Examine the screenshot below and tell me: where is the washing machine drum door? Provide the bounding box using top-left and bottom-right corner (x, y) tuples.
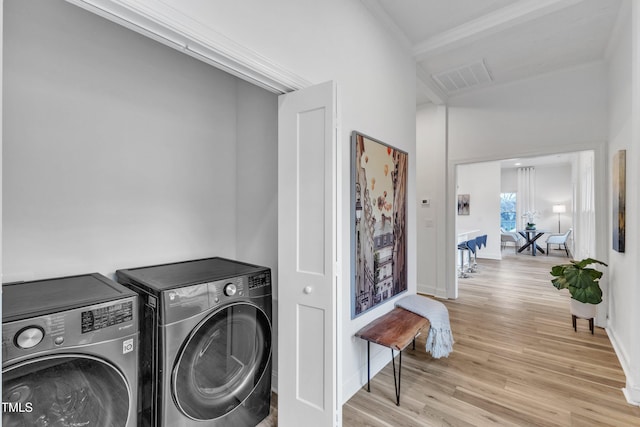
(2, 355), (130, 427)
(173, 302), (272, 421)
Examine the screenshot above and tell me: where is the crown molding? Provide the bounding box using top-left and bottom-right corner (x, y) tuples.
(360, 0), (412, 52)
(413, 0), (585, 61)
(416, 65), (447, 105)
(65, 0), (311, 94)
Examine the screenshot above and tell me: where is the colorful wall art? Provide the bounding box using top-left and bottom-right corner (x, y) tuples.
(613, 149), (626, 252)
(351, 131), (407, 318)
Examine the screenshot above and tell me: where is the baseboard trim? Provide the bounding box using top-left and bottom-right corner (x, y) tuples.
(342, 342), (399, 404)
(622, 386), (640, 406)
(477, 251), (501, 260)
(606, 327), (629, 373)
(606, 327), (640, 406)
(417, 283), (447, 299)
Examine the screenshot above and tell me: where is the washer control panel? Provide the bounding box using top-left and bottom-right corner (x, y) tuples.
(15, 327), (44, 349)
(223, 283), (237, 297)
(81, 301), (133, 334)
(248, 272), (270, 292)
(2, 296), (137, 361)
(208, 276), (245, 306)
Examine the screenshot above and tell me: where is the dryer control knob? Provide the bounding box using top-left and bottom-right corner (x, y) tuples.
(16, 327), (44, 349)
(224, 283), (237, 297)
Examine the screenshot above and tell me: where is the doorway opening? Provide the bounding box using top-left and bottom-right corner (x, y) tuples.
(454, 150), (597, 298)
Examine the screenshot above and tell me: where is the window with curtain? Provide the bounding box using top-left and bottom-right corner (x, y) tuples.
(500, 192), (517, 231)
(517, 167), (536, 229)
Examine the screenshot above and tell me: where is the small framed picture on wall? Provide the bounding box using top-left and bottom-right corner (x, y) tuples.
(458, 194), (470, 215)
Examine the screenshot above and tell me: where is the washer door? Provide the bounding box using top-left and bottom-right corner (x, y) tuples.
(2, 354), (130, 427)
(173, 302), (272, 421)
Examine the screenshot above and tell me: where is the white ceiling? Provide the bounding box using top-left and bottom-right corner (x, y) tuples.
(363, 0), (622, 104)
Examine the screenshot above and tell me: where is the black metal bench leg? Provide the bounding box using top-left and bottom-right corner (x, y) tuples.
(413, 338), (416, 350)
(367, 341), (371, 392)
(391, 349), (402, 406)
(398, 351), (402, 405)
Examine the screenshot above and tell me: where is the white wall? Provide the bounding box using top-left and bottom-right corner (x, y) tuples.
(3, 0), (281, 385)
(235, 79), (279, 387)
(149, 0), (417, 404)
(3, 0), (417, 407)
(606, 0), (640, 405)
(456, 161), (501, 260)
(417, 63), (608, 299)
(533, 164), (573, 234)
(447, 63), (608, 163)
(4, 0), (225, 278)
(501, 168), (517, 193)
(424, 62), (609, 301)
(235, 80), (278, 279)
(416, 105), (447, 296)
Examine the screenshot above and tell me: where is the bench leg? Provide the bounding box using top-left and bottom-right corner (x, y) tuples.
(391, 349), (402, 406)
(367, 341), (371, 392)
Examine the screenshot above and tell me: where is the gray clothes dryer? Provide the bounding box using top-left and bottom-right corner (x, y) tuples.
(2, 273), (139, 427)
(116, 257), (272, 427)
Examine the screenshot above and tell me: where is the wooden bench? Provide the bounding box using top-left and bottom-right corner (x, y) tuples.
(355, 307), (430, 405)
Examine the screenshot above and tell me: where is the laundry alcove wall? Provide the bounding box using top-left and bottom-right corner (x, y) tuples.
(3, 0), (277, 282)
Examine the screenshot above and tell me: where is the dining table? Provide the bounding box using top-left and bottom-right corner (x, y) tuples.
(517, 229), (547, 256)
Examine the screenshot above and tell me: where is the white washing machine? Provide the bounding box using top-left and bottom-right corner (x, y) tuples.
(116, 257), (272, 427)
(2, 273), (139, 427)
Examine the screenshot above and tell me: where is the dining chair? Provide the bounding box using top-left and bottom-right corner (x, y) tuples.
(500, 229), (521, 253)
(546, 228), (572, 257)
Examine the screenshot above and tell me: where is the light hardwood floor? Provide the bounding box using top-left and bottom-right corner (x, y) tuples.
(343, 250), (640, 426)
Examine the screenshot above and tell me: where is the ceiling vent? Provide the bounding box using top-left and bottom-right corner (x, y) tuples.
(432, 59), (493, 95)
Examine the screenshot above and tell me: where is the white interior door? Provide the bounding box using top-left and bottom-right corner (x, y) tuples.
(278, 81), (337, 427)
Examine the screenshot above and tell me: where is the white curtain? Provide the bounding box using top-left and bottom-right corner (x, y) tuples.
(517, 167), (536, 229)
(575, 151), (595, 259)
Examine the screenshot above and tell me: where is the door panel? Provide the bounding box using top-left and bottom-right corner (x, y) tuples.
(297, 107), (327, 275)
(278, 81), (337, 427)
(297, 303), (325, 408)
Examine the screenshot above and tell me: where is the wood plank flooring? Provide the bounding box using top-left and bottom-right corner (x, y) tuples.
(343, 250), (640, 426)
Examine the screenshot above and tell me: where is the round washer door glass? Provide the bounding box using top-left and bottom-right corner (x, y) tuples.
(173, 302), (271, 420)
(2, 355), (130, 427)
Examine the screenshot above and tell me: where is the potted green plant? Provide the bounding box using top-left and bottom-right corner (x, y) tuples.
(550, 258), (608, 319)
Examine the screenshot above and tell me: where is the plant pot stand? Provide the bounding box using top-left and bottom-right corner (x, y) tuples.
(572, 315), (594, 334)
(570, 299), (596, 334)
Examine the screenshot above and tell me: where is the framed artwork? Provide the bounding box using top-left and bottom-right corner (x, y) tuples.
(458, 194), (470, 215)
(613, 150), (625, 252)
(351, 131), (408, 318)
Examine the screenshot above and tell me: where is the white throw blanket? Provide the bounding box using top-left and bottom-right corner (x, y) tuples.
(395, 294), (454, 358)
